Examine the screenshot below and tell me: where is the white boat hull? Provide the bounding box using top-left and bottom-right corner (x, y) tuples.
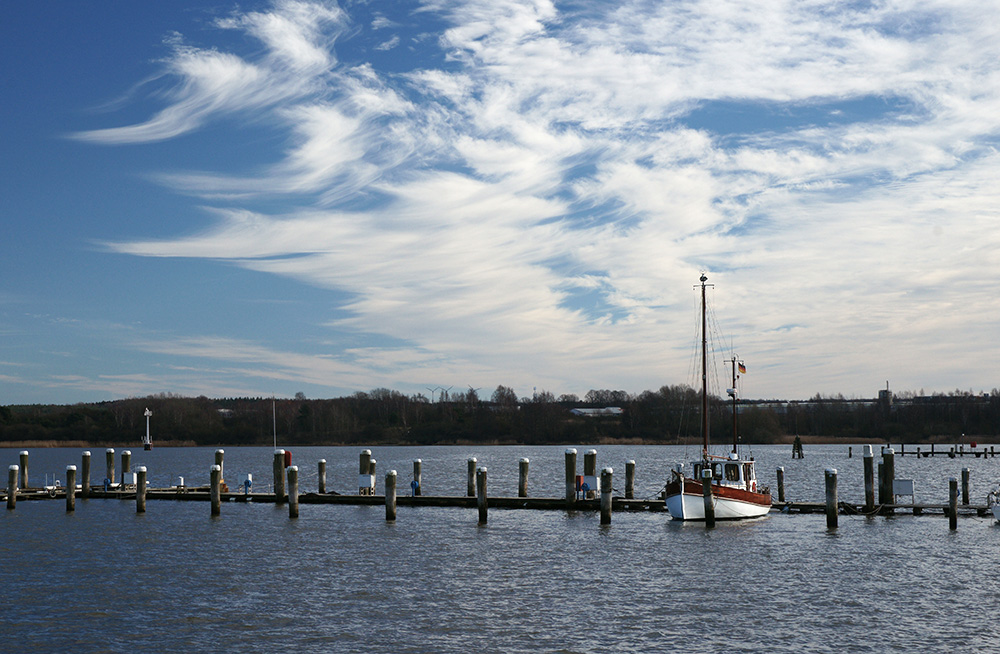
(665, 490), (771, 521)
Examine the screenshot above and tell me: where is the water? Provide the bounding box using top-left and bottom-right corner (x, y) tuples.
(3, 444), (1000, 653)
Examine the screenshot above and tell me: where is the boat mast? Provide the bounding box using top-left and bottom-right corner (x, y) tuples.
(700, 274), (709, 461)
(729, 356), (739, 454)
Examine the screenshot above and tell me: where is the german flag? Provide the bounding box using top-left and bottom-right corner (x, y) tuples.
(738, 362), (747, 374)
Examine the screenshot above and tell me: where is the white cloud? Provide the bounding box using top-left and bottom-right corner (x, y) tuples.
(88, 0), (1000, 399)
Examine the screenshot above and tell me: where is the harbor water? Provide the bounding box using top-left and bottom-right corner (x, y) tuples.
(3, 444), (1000, 653)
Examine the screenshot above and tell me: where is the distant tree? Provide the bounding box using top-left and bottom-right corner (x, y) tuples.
(491, 385), (518, 410)
(557, 393), (579, 403)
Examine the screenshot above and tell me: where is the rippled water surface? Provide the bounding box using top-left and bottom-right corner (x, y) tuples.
(3, 444), (1000, 653)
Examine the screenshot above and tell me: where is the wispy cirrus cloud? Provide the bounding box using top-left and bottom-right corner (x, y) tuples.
(91, 0), (1000, 398)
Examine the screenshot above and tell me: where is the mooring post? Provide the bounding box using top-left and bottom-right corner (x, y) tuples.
(877, 461), (885, 505)
(863, 445), (874, 513)
(18, 451), (28, 490)
(413, 459), (422, 496)
(961, 468), (970, 505)
(848, 446), (852, 458)
(105, 448), (115, 489)
(210, 465), (222, 517)
(466, 457), (477, 497)
(476, 466), (488, 524)
(369, 459), (376, 491)
(881, 447), (895, 515)
(625, 460), (635, 499)
(81, 451), (91, 499)
(136, 467), (147, 514)
(121, 450), (131, 488)
(273, 449), (286, 504)
(215, 449), (225, 485)
(66, 465), (77, 512)
(318, 459), (327, 494)
(949, 477), (958, 530)
(7, 465), (17, 510)
(701, 468), (715, 528)
(565, 448), (578, 506)
(518, 458), (529, 498)
(825, 468), (838, 529)
(287, 466), (299, 519)
(385, 470), (397, 521)
(583, 449), (598, 499)
(359, 450), (372, 495)
(600, 467), (613, 526)
(776, 466), (785, 503)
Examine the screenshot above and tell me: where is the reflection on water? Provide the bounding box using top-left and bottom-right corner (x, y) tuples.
(3, 445), (1000, 653)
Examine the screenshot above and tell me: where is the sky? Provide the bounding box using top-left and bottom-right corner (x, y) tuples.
(2, 0), (999, 405)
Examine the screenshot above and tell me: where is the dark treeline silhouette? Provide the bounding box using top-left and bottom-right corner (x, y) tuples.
(1, 386), (998, 446)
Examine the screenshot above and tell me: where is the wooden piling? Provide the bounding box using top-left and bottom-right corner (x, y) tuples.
(776, 466), (785, 503)
(877, 461), (885, 505)
(565, 448), (577, 505)
(121, 450), (131, 488)
(825, 468), (838, 529)
(881, 448), (895, 515)
(66, 465), (76, 512)
(288, 466), (299, 519)
(413, 459), (422, 496)
(467, 457), (477, 497)
(359, 450), (372, 495)
(273, 449), (286, 504)
(518, 458), (529, 498)
(215, 449), (225, 484)
(625, 460), (635, 500)
(583, 449), (597, 499)
(862, 445), (874, 512)
(210, 465), (221, 516)
(600, 467), (613, 525)
(961, 468), (970, 505)
(7, 465), (17, 510)
(476, 466), (488, 524)
(18, 451), (28, 490)
(105, 448), (115, 488)
(136, 466), (147, 514)
(385, 470), (397, 521)
(701, 468), (715, 528)
(81, 451), (91, 499)
(949, 477), (958, 530)
(318, 459), (327, 494)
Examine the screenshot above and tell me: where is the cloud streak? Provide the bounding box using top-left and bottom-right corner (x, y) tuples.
(89, 0), (1000, 399)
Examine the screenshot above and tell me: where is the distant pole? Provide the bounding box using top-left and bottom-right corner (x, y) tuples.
(273, 450), (286, 504)
(467, 457), (477, 497)
(863, 445), (874, 513)
(318, 459), (327, 494)
(136, 466), (147, 514)
(961, 468), (970, 505)
(66, 465), (77, 512)
(825, 468), (838, 529)
(600, 467), (613, 525)
(882, 447), (895, 515)
(565, 448), (577, 506)
(518, 458), (529, 498)
(385, 470), (397, 521)
(121, 450), (131, 488)
(215, 450), (225, 484)
(210, 465), (222, 517)
(7, 465), (18, 510)
(476, 467), (488, 525)
(413, 459), (422, 497)
(776, 467), (785, 503)
(949, 477), (958, 530)
(105, 449), (115, 489)
(287, 466), (299, 519)
(624, 460), (635, 500)
(272, 397), (277, 449)
(18, 451), (28, 490)
(81, 451), (91, 499)
(701, 468), (715, 528)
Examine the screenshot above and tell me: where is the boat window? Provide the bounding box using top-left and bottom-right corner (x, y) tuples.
(713, 463), (723, 479)
(724, 463), (740, 482)
(743, 463), (754, 482)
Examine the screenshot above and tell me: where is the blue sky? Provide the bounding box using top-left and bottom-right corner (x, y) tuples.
(2, 0), (999, 405)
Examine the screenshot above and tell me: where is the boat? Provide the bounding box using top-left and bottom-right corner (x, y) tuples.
(664, 274), (772, 521)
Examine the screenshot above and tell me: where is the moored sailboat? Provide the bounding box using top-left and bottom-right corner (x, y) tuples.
(664, 274), (771, 521)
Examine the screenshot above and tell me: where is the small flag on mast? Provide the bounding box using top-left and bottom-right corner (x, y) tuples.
(738, 362), (747, 374)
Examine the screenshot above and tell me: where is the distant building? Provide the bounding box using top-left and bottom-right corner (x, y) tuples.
(570, 407), (623, 417)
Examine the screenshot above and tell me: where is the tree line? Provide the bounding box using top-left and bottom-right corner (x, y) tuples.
(1, 386), (998, 446)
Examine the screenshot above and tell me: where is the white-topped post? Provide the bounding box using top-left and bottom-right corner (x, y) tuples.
(583, 449), (598, 499)
(467, 457), (477, 497)
(273, 449), (286, 504)
(825, 468), (838, 529)
(476, 466), (488, 524)
(105, 448), (115, 489)
(701, 468), (715, 528)
(66, 465), (77, 512)
(81, 451), (91, 499)
(120, 450), (131, 488)
(385, 470), (397, 521)
(287, 466), (299, 519)
(7, 465), (17, 510)
(412, 459), (422, 496)
(210, 465), (222, 516)
(136, 467), (147, 513)
(625, 460), (635, 499)
(863, 445), (874, 512)
(318, 459), (327, 494)
(565, 448), (577, 505)
(600, 467), (613, 525)
(18, 451), (28, 490)
(518, 458), (529, 498)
